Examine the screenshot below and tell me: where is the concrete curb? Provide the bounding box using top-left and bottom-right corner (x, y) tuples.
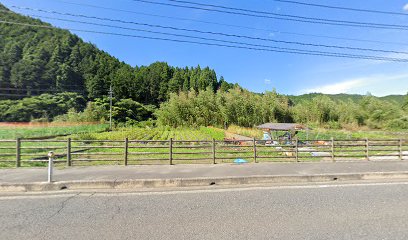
(2, 171), (408, 192)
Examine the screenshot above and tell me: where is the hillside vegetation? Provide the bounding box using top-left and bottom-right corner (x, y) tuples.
(0, 4), (233, 104)
(157, 88), (408, 130)
(289, 93), (405, 105)
(1, 4), (407, 132)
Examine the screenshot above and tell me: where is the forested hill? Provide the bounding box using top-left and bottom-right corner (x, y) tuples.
(0, 4), (233, 104)
(289, 93), (406, 105)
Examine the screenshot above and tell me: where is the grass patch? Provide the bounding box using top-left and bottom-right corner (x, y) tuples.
(227, 125), (263, 139)
(0, 124), (109, 139)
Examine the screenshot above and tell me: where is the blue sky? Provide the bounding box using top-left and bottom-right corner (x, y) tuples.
(2, 0), (408, 96)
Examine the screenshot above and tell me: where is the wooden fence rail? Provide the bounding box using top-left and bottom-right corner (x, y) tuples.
(0, 138), (407, 167)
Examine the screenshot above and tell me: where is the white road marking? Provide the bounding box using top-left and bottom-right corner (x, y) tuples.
(1, 180), (408, 200)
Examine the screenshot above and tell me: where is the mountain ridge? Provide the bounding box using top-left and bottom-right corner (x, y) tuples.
(1, 3), (405, 108)
(0, 4), (231, 104)
(288, 93), (405, 105)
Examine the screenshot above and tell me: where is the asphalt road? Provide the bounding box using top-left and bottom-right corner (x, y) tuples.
(1, 182), (408, 240)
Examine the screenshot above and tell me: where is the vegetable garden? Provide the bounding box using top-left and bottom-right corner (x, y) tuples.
(1, 125), (408, 168)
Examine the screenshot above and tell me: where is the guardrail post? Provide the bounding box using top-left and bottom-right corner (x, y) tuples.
(16, 138), (21, 168)
(331, 137), (335, 162)
(253, 138), (257, 163)
(169, 138), (173, 165)
(365, 138), (369, 161)
(295, 138), (299, 162)
(48, 151), (55, 183)
(67, 138), (72, 167)
(399, 139), (403, 160)
(212, 138), (216, 164)
(124, 138), (129, 166)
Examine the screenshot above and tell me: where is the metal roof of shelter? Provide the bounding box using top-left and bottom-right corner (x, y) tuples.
(256, 123), (308, 131)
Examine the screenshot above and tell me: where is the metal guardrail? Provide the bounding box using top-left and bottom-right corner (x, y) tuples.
(0, 138), (407, 167)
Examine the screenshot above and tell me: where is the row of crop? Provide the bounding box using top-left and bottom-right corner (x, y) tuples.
(70, 127), (226, 141)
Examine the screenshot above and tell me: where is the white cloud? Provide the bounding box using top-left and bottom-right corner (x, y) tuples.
(403, 3), (408, 11)
(301, 73), (408, 96)
(264, 79), (271, 85)
(303, 79), (368, 94)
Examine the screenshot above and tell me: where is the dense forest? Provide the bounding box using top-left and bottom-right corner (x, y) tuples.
(0, 4), (407, 130)
(0, 4), (233, 104)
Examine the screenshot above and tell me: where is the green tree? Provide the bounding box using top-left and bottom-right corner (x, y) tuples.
(403, 92), (408, 110)
(112, 99), (154, 123)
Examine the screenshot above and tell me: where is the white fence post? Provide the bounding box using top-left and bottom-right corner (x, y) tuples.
(48, 151), (55, 183)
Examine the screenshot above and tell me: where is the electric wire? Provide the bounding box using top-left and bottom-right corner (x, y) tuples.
(0, 88), (85, 92)
(272, 0), (408, 16)
(165, 0), (408, 28)
(1, 20), (407, 62)
(29, 14), (408, 57)
(0, 93), (41, 97)
(8, 7), (408, 56)
(132, 0), (408, 30)
(50, 0), (408, 46)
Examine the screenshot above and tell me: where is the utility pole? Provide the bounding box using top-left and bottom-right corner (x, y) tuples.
(109, 85), (113, 131)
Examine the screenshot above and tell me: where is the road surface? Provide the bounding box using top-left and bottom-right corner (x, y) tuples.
(1, 181), (408, 239)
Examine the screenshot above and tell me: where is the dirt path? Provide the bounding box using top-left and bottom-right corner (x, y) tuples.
(225, 132), (253, 141)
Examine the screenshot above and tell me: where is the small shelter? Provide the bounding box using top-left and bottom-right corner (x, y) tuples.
(256, 123), (310, 141)
(257, 123), (308, 131)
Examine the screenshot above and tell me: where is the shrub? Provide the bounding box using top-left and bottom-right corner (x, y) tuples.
(386, 117), (408, 130)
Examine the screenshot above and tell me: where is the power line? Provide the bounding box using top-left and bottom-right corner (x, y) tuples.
(1, 19), (407, 62)
(0, 87), (85, 92)
(28, 14), (408, 58)
(133, 0), (408, 30)
(166, 0), (408, 27)
(272, 0), (408, 16)
(1, 20), (408, 63)
(27, 13), (408, 57)
(50, 0), (408, 47)
(9, 7), (408, 56)
(35, 83), (84, 87)
(0, 82), (83, 87)
(0, 91), (84, 97)
(0, 93), (35, 97)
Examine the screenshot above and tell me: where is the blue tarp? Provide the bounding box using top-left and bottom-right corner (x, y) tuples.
(234, 159), (248, 164)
